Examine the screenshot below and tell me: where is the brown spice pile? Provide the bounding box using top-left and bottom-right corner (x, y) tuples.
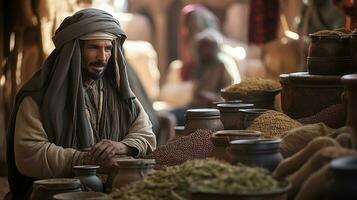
(246, 110), (302, 138)
(144, 129), (214, 169)
(297, 104), (345, 129)
(224, 78), (281, 94)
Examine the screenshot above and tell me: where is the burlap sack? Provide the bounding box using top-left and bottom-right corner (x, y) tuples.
(294, 147), (357, 200)
(274, 136), (339, 178)
(280, 123), (335, 158)
(287, 146), (357, 199)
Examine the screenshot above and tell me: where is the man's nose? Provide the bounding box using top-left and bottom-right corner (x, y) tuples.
(97, 49), (106, 61)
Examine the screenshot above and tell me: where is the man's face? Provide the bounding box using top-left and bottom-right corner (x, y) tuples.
(82, 39), (113, 80)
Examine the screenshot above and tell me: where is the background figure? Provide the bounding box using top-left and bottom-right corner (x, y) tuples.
(190, 29), (239, 107)
(179, 4), (220, 81)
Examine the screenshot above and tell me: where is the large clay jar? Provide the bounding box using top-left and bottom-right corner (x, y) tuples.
(280, 72), (343, 119)
(53, 191), (112, 200)
(31, 178), (82, 200)
(307, 33), (351, 75)
(341, 74), (357, 132)
(329, 155), (357, 200)
(73, 165), (103, 192)
(210, 130), (261, 161)
(228, 138), (283, 171)
(184, 108), (224, 135)
(217, 103), (254, 130)
(110, 159), (155, 190)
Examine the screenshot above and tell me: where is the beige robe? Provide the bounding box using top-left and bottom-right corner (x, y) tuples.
(14, 96), (156, 179)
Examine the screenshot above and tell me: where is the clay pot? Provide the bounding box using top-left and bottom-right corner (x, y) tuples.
(341, 74), (357, 133)
(228, 138), (283, 171)
(329, 155), (357, 200)
(307, 33), (352, 75)
(31, 178), (82, 200)
(109, 159), (155, 190)
(73, 165), (103, 192)
(184, 108), (224, 135)
(239, 108), (271, 129)
(190, 179), (290, 200)
(53, 191), (112, 200)
(280, 72), (343, 119)
(216, 103), (254, 130)
(210, 130), (261, 161)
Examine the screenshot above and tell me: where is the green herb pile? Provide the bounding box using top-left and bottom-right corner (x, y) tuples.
(110, 158), (283, 200)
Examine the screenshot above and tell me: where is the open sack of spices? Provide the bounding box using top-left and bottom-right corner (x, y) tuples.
(110, 158), (290, 200)
(221, 78), (282, 109)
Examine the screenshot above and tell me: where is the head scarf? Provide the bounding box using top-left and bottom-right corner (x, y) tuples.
(7, 8), (137, 199)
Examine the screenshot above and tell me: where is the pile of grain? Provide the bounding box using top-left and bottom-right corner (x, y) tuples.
(110, 159), (282, 200)
(224, 78), (281, 94)
(247, 110), (302, 138)
(297, 104), (345, 129)
(144, 129), (214, 168)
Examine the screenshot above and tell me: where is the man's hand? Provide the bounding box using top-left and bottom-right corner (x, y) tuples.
(89, 139), (129, 163)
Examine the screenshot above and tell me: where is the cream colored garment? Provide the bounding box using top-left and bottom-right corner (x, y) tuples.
(14, 96), (156, 179)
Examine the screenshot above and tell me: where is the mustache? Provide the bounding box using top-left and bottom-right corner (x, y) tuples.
(89, 61), (108, 67)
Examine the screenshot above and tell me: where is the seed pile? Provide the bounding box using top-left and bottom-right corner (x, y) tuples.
(247, 111), (302, 138)
(144, 129), (214, 169)
(110, 159), (282, 200)
(224, 78), (281, 94)
(297, 104), (345, 129)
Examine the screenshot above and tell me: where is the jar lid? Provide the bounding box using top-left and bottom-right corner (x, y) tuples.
(186, 108), (220, 117)
(53, 191), (112, 200)
(217, 103), (254, 112)
(34, 178), (81, 190)
(115, 158), (156, 166)
(341, 74), (357, 86)
(238, 108), (271, 114)
(280, 72), (342, 85)
(73, 165), (100, 170)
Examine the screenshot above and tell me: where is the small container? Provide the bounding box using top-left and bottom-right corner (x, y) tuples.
(73, 165), (103, 192)
(53, 191), (112, 200)
(184, 108), (224, 135)
(329, 155), (357, 200)
(239, 108), (271, 129)
(109, 159), (155, 190)
(228, 138), (283, 171)
(210, 130), (261, 161)
(31, 178), (82, 200)
(217, 103), (254, 130)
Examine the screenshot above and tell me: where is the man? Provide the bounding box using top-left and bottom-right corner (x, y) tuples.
(6, 8), (156, 199)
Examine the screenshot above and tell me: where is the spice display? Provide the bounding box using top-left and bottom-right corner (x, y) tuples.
(247, 110), (302, 138)
(223, 78), (281, 94)
(297, 104), (345, 129)
(144, 129), (214, 168)
(110, 159), (283, 200)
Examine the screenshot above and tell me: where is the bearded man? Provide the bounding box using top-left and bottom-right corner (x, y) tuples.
(6, 8), (156, 199)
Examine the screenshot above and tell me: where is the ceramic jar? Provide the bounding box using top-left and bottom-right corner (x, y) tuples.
(216, 103), (254, 130)
(110, 159), (155, 190)
(280, 72), (343, 119)
(239, 108), (270, 129)
(329, 155), (357, 200)
(53, 191), (112, 200)
(228, 138), (283, 171)
(341, 74), (357, 133)
(31, 178), (82, 200)
(73, 165), (103, 192)
(183, 108), (224, 135)
(210, 130), (261, 161)
(307, 33), (352, 75)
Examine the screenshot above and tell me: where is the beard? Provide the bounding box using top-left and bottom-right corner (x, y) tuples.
(82, 61), (108, 80)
